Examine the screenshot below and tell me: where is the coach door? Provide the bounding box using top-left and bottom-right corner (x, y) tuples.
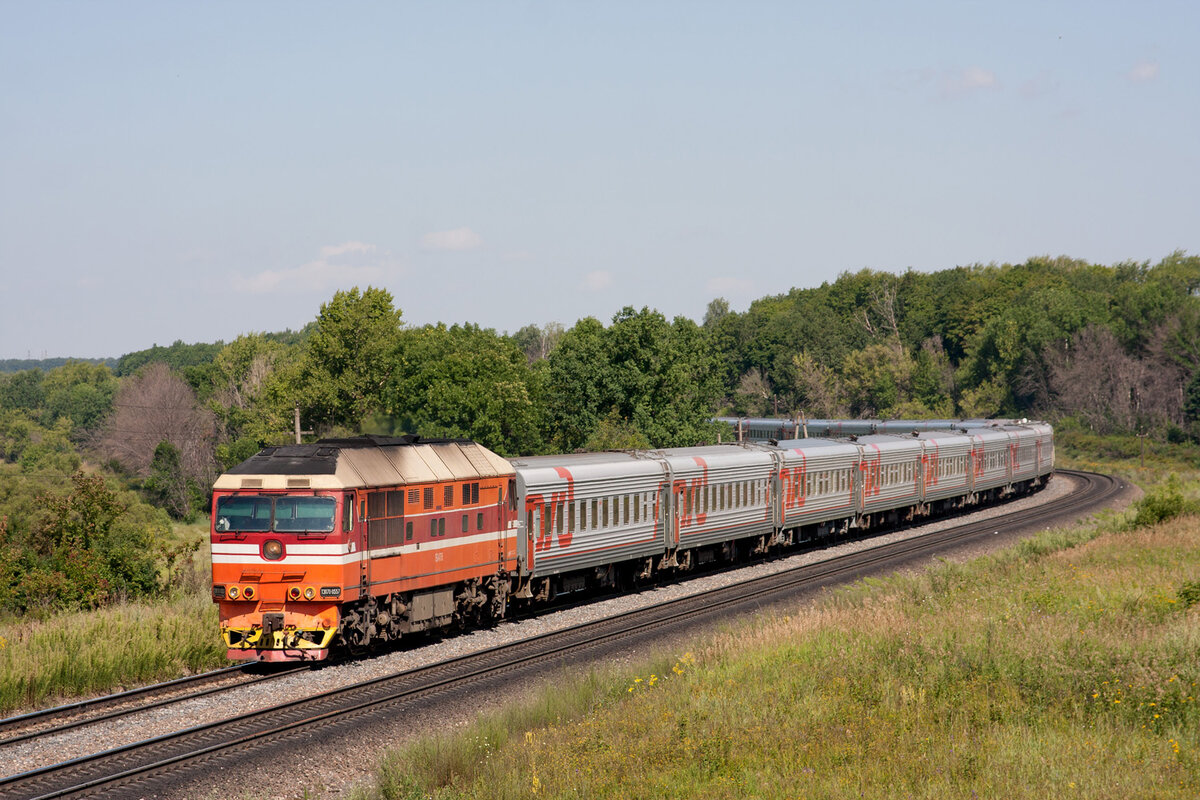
(658, 484), (677, 551)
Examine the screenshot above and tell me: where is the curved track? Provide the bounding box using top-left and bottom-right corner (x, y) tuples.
(0, 470), (1125, 800)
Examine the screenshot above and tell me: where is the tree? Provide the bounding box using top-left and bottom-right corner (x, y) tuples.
(0, 369), (45, 411)
(297, 287), (404, 429)
(703, 297), (730, 330)
(96, 363), (216, 499)
(142, 441), (202, 520)
(510, 322), (564, 363)
(387, 324), (546, 456)
(39, 361), (117, 432)
(790, 352), (845, 419)
(545, 308), (722, 450)
(840, 343), (915, 418)
(735, 368), (774, 417)
(545, 317), (613, 452)
(208, 333), (287, 465)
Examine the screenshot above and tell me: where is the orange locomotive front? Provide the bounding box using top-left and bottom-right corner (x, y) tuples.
(211, 435), (518, 662)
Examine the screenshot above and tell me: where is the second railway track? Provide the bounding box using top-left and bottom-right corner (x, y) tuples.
(0, 469), (1126, 800)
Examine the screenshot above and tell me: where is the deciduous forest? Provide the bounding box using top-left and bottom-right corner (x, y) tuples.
(2, 252), (1199, 613)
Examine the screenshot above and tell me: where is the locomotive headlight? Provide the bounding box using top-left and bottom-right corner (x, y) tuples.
(304, 586), (315, 600)
(263, 540), (283, 561)
(228, 585), (240, 600)
(288, 586), (301, 601)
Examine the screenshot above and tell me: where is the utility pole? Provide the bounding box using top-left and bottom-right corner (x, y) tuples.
(294, 406), (314, 444)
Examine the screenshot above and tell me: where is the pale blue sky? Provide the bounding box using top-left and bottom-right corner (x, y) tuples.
(2, 1), (1196, 359)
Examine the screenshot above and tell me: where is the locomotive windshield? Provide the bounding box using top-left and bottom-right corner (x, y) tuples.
(215, 495), (336, 534)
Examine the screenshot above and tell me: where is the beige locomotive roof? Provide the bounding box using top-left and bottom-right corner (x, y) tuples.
(213, 436), (514, 492)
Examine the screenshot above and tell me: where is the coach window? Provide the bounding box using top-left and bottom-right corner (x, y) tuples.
(592, 500), (599, 530)
(556, 503), (564, 535)
(543, 509), (551, 538)
(602, 498), (609, 528)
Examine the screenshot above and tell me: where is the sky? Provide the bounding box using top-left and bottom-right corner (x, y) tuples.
(2, 1), (1197, 360)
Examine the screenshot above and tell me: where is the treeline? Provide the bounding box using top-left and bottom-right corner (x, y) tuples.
(710, 252), (1200, 437)
(2, 253), (1199, 612)
(0, 357), (111, 374)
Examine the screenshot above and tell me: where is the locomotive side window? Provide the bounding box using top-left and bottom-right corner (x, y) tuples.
(405, 521), (413, 541)
(462, 514), (469, 533)
(476, 512), (483, 530)
(342, 499), (353, 532)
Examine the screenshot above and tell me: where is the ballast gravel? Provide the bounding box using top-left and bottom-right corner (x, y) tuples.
(0, 474), (1110, 798)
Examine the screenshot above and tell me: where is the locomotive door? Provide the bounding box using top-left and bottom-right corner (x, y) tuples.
(355, 491), (370, 600)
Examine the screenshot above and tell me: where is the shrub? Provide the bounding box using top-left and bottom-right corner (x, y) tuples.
(1131, 475), (1193, 527)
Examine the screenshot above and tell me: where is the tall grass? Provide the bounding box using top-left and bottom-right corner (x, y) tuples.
(0, 525), (225, 715)
(353, 506), (1200, 799)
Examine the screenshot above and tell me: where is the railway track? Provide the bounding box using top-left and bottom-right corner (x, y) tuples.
(0, 665), (312, 748)
(0, 469), (1124, 800)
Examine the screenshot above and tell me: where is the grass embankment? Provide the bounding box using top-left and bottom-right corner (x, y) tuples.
(353, 477), (1200, 799)
(0, 519), (225, 714)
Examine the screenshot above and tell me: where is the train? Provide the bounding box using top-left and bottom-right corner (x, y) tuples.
(210, 420), (1054, 661)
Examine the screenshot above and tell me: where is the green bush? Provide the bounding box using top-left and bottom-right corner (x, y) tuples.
(1131, 475), (1194, 527)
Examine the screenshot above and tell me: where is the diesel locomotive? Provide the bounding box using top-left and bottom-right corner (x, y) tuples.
(210, 421), (1053, 661)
